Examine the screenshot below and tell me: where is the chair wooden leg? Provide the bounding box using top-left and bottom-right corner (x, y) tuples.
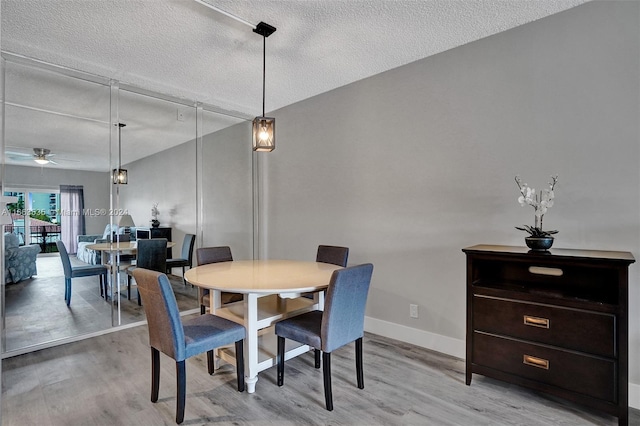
(315, 349), (321, 368)
(65, 278), (71, 306)
(356, 337), (364, 389)
(99, 275), (104, 297)
(200, 304), (205, 315)
(182, 266), (186, 285)
(235, 340), (245, 392)
(103, 273), (109, 300)
(323, 352), (333, 411)
(207, 350), (214, 375)
(176, 360), (186, 424)
(127, 276), (131, 300)
(277, 336), (285, 386)
(151, 347), (160, 403)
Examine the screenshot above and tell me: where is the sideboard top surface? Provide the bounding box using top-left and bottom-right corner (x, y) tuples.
(462, 244), (635, 264)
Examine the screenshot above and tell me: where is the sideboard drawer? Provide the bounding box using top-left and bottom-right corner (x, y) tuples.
(473, 332), (616, 402)
(473, 295), (615, 357)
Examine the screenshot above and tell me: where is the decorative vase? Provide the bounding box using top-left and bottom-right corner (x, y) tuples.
(525, 236), (554, 251)
(151, 219), (160, 228)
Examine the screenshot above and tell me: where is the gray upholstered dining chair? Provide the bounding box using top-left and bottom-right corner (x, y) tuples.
(303, 245), (349, 297)
(133, 268), (245, 424)
(275, 263), (374, 411)
(316, 244), (349, 268)
(304, 245), (350, 364)
(166, 233), (196, 284)
(126, 238), (167, 305)
(56, 240), (110, 306)
(196, 246), (243, 315)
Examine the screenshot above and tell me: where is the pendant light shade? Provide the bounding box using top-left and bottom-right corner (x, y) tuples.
(113, 168), (128, 184)
(112, 123), (128, 184)
(252, 21), (276, 152)
(252, 116), (275, 152)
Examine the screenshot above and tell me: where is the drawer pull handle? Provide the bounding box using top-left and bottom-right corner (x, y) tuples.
(523, 355), (549, 370)
(523, 315), (550, 329)
(528, 266), (563, 276)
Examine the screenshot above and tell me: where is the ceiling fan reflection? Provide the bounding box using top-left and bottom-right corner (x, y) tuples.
(6, 147), (80, 166)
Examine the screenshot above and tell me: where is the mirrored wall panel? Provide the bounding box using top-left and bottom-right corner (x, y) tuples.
(3, 59), (112, 353)
(200, 110), (253, 260)
(114, 88), (200, 322)
(1, 57), (256, 355)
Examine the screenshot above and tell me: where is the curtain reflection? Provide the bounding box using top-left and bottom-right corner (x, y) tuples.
(60, 184), (85, 254)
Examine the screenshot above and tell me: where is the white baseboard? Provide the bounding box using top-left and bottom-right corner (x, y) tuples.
(630, 383), (640, 410)
(364, 316), (465, 360)
(364, 316), (640, 410)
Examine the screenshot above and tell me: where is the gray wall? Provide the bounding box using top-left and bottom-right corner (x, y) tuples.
(4, 164), (110, 235)
(117, 140), (197, 259)
(259, 0), (640, 395)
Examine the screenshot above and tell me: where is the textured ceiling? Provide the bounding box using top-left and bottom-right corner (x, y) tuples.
(1, 0), (589, 171)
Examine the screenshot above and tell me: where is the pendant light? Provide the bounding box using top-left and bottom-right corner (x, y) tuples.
(112, 123), (128, 184)
(252, 21), (277, 152)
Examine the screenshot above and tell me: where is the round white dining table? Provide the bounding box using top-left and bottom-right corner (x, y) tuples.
(185, 259), (342, 393)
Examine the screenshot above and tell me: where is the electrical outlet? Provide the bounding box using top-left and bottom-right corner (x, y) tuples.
(177, 109), (184, 122)
(409, 304), (418, 318)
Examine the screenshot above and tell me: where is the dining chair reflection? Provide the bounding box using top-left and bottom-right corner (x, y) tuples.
(126, 238), (167, 305)
(166, 233), (195, 285)
(56, 240), (109, 306)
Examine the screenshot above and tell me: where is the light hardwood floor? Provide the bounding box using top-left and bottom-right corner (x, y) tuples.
(2, 320), (638, 425)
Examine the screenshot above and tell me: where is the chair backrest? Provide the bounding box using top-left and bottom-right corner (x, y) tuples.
(181, 234), (196, 266)
(137, 238), (167, 272)
(55, 240), (73, 278)
(196, 246), (233, 266)
(133, 268), (185, 361)
(111, 233), (130, 243)
(136, 229), (150, 240)
(321, 263), (374, 353)
(316, 245), (349, 267)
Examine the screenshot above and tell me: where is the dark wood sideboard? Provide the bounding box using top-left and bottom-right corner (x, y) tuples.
(462, 244), (635, 425)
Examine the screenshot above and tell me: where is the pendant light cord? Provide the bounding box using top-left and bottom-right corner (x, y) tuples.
(262, 35), (266, 117)
(118, 123), (125, 168)
(118, 124), (122, 167)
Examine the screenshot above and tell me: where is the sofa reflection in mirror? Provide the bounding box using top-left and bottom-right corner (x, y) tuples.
(4, 232), (41, 283)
